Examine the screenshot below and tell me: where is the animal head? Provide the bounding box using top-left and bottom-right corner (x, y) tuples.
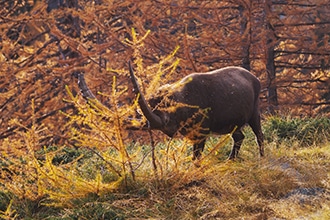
(129, 61), (185, 137)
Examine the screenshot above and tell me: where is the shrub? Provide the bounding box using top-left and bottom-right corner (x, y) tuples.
(264, 115), (330, 146)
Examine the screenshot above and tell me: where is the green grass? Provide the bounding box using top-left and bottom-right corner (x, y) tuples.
(263, 115), (330, 146)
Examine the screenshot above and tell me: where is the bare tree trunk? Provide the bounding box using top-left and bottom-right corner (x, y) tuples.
(240, 4), (251, 71)
(265, 1), (278, 114)
(266, 43), (278, 114)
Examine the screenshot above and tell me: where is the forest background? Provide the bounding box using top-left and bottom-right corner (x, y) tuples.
(0, 0), (330, 219)
(1, 0), (329, 142)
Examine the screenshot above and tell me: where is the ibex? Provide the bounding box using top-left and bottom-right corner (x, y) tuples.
(78, 61), (264, 160)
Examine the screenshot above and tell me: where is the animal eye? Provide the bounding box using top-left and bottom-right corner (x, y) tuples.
(163, 114), (170, 125)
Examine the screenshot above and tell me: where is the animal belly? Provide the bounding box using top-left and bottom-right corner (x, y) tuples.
(211, 124), (238, 135)
(209, 115), (248, 134)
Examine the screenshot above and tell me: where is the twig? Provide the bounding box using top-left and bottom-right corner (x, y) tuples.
(88, 148), (122, 178)
(148, 130), (158, 178)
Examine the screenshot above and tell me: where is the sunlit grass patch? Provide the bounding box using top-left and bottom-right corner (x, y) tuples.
(1, 134), (329, 219)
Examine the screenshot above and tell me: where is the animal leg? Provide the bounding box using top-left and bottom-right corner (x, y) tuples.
(192, 139), (206, 160)
(248, 113), (264, 157)
(229, 129), (245, 159)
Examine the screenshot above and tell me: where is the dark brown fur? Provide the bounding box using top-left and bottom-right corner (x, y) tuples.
(133, 66), (264, 159)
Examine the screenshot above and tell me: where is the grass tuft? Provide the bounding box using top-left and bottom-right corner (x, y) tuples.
(264, 115), (330, 146)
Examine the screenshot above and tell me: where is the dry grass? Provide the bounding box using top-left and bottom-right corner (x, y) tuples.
(58, 141), (329, 220)
(1, 119), (329, 219)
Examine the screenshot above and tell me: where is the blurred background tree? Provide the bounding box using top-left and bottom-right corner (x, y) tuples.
(0, 0), (329, 145)
(266, 0), (330, 114)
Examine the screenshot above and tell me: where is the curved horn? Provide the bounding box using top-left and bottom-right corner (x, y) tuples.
(128, 61), (163, 128)
(77, 73), (96, 100)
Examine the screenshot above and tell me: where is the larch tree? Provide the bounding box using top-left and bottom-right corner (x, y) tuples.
(266, 0), (330, 115)
(1, 0), (329, 145)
